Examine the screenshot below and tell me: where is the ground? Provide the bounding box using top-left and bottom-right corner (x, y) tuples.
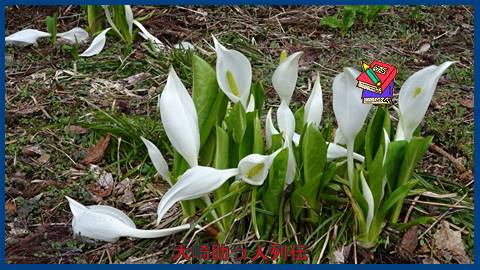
(4, 6), (474, 264)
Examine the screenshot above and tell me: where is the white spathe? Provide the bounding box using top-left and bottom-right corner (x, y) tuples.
(238, 149), (282, 185)
(57, 27), (89, 44)
(5, 29), (51, 46)
(396, 61), (455, 141)
(327, 143), (365, 163)
(141, 137), (171, 185)
(360, 172), (374, 232)
(124, 5), (134, 37)
(265, 107), (279, 149)
(213, 36), (252, 108)
(80, 28), (111, 57)
(332, 67), (372, 144)
(159, 68), (200, 168)
(332, 67), (372, 186)
(272, 52), (303, 103)
(133, 20), (165, 51)
(156, 167), (239, 224)
(66, 197), (192, 243)
(304, 73), (323, 129)
(276, 101), (297, 185)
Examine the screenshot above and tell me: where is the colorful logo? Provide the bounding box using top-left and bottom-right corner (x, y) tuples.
(356, 60), (397, 104)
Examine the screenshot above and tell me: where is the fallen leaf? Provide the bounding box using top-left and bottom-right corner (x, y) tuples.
(399, 225), (419, 255)
(98, 171), (114, 189)
(433, 221), (471, 263)
(5, 199), (16, 214)
(119, 190), (135, 205)
(88, 183), (113, 198)
(415, 43), (431, 54)
(460, 98), (474, 109)
(37, 153), (50, 164)
(332, 245), (351, 264)
(422, 257), (440, 264)
(64, 125), (89, 135)
(81, 134), (111, 165)
(21, 145), (42, 157)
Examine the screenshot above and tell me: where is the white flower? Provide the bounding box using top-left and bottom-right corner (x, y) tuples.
(304, 73), (323, 129)
(246, 94), (255, 113)
(66, 197), (192, 243)
(396, 61), (455, 141)
(159, 68), (200, 168)
(156, 167), (239, 224)
(272, 51), (303, 103)
(332, 67), (372, 186)
(213, 36), (252, 108)
(124, 5), (134, 37)
(141, 137), (171, 185)
(237, 149), (282, 185)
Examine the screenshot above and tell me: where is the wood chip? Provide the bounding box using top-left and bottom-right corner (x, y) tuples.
(80, 134), (111, 165)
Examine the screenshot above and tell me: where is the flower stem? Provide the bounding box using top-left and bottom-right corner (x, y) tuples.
(347, 141), (354, 187)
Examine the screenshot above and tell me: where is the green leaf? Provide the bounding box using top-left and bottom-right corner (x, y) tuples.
(213, 126), (229, 170)
(367, 144), (385, 208)
(198, 130), (216, 166)
(251, 82), (265, 113)
(380, 179), (418, 220)
(252, 112), (264, 154)
(46, 13), (58, 45)
(385, 140), (408, 191)
(365, 107), (386, 168)
(225, 102), (247, 144)
(291, 180), (322, 221)
(262, 148), (288, 232)
(342, 6), (357, 33)
(396, 136), (432, 188)
(301, 124), (327, 186)
(320, 15), (342, 29)
(192, 55), (227, 147)
(294, 107), (305, 134)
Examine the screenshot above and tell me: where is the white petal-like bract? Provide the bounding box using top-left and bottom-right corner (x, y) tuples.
(80, 28), (111, 57)
(57, 27), (89, 44)
(66, 197), (191, 242)
(272, 52), (303, 103)
(141, 137), (171, 185)
(238, 149), (281, 185)
(213, 36), (252, 108)
(5, 29), (50, 46)
(396, 61), (455, 141)
(265, 107), (279, 149)
(159, 68), (200, 168)
(304, 73), (323, 128)
(156, 167), (239, 224)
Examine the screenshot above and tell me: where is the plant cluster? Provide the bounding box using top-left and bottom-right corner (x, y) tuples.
(63, 35), (454, 251)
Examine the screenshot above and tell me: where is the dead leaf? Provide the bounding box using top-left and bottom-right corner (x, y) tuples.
(81, 134), (111, 165)
(460, 98), (474, 109)
(433, 221), (471, 263)
(422, 257), (440, 264)
(399, 225), (419, 255)
(37, 153), (50, 164)
(64, 125), (89, 135)
(21, 145), (42, 157)
(5, 199), (16, 214)
(415, 43), (431, 54)
(88, 183), (113, 198)
(119, 190), (135, 205)
(332, 245), (351, 264)
(98, 171), (114, 189)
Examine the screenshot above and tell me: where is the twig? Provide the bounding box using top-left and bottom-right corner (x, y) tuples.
(429, 143), (466, 173)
